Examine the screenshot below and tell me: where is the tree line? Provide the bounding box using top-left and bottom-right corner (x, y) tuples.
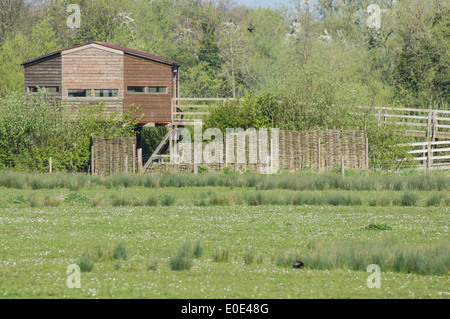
(0, 0), (448, 106)
(0, 0), (448, 171)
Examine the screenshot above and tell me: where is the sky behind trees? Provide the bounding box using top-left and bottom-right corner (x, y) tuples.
(233, 0), (292, 8)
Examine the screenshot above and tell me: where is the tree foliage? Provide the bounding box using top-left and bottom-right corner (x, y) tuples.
(0, 92), (141, 172)
(0, 0), (447, 170)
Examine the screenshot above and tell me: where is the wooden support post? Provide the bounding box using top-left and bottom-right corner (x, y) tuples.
(365, 137), (369, 169)
(91, 146), (95, 176)
(427, 111), (432, 142)
(424, 157), (427, 175)
(49, 157), (52, 174)
(137, 148), (143, 174)
(132, 144), (136, 174)
(431, 111), (437, 142)
(125, 155), (128, 174)
(341, 155), (345, 178)
(427, 142), (432, 170)
(144, 129), (172, 168)
(318, 138), (321, 173)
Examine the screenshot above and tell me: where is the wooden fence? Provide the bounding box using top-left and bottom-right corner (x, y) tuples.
(91, 136), (137, 176)
(144, 129), (368, 174)
(361, 106), (450, 141)
(172, 100), (450, 170)
(400, 140), (450, 170)
(174, 100), (450, 142)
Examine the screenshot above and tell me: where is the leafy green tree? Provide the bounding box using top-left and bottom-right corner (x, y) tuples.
(0, 0), (39, 42)
(198, 18), (222, 74)
(0, 18), (60, 96)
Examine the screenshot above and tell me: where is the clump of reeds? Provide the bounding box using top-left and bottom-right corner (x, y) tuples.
(275, 240), (450, 275)
(169, 240), (203, 271)
(213, 247), (230, 263)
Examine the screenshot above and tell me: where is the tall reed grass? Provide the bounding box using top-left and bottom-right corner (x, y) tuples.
(0, 171), (448, 192)
(275, 239), (450, 276)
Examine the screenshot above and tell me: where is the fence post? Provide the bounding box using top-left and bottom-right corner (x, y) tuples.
(318, 138), (321, 173)
(426, 110), (432, 142)
(49, 157), (52, 174)
(132, 144), (136, 174)
(137, 148), (143, 174)
(423, 157), (427, 175)
(427, 141), (432, 170)
(432, 111), (437, 141)
(125, 155), (128, 174)
(91, 146), (95, 176)
(365, 137), (369, 169)
(341, 155), (345, 178)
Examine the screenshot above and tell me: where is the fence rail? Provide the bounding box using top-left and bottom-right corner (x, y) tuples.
(170, 100), (450, 170)
(358, 106), (450, 140)
(173, 101), (450, 141)
(398, 140), (450, 170)
(172, 98), (244, 126)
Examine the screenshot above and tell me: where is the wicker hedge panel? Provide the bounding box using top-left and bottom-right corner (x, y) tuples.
(144, 130), (367, 174)
(92, 136), (136, 176)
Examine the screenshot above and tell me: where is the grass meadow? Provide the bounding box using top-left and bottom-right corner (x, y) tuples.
(0, 171), (448, 299)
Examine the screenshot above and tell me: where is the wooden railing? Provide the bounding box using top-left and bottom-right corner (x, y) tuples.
(359, 106), (450, 140)
(167, 100), (450, 170)
(172, 98), (242, 126)
(400, 140), (450, 170)
(172, 101), (450, 140)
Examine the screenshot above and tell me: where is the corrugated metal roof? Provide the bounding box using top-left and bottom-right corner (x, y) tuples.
(22, 41), (180, 66)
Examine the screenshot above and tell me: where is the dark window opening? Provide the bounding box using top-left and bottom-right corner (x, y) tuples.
(148, 86), (167, 94)
(95, 89), (119, 98)
(68, 89), (92, 98)
(45, 87), (60, 93)
(127, 86), (145, 93)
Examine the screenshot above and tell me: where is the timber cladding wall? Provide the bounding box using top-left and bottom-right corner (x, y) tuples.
(92, 136), (136, 176)
(123, 54), (174, 124)
(62, 46), (124, 99)
(24, 55), (62, 99)
(145, 130), (368, 174)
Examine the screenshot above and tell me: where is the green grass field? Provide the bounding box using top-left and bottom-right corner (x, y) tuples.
(0, 172), (448, 299)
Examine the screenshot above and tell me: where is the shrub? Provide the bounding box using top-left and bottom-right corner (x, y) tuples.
(77, 249), (96, 272)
